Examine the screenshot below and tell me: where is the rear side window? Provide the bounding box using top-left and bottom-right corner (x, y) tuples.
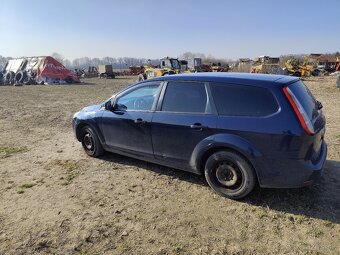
(288, 81), (317, 120)
(210, 83), (279, 116)
(162, 82), (207, 113)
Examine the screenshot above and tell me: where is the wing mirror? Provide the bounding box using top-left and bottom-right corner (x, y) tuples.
(105, 99), (126, 112)
(104, 100), (114, 111)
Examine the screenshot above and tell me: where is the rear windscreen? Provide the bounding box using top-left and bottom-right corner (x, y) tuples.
(210, 83), (279, 116)
(289, 81), (317, 120)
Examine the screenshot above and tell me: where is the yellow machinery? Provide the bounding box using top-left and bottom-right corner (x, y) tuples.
(138, 57), (181, 81)
(285, 54), (322, 77)
(251, 56), (281, 74)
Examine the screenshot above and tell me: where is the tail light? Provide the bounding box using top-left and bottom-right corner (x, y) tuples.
(283, 86), (315, 135)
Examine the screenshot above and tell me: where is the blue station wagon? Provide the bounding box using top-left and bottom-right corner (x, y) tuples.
(72, 73), (327, 199)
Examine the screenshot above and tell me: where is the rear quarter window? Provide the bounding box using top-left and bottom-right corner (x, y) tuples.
(210, 83), (279, 116)
(288, 81), (317, 120)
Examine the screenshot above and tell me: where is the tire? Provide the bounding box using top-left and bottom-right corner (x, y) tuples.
(15, 71), (27, 84)
(23, 76), (30, 85)
(80, 126), (104, 157)
(5, 71), (15, 84)
(65, 77), (73, 84)
(204, 151), (256, 199)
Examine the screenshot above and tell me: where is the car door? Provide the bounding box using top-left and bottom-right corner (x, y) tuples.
(151, 81), (217, 171)
(100, 81), (162, 159)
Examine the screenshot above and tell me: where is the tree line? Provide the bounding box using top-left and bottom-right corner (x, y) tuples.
(0, 52), (236, 71)
(1, 51), (338, 71)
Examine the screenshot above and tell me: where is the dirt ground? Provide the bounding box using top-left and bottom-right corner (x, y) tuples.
(0, 75), (339, 255)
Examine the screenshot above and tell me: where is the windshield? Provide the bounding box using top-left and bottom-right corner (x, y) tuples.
(170, 59), (180, 69)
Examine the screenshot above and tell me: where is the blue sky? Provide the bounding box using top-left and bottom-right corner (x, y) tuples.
(0, 0), (339, 60)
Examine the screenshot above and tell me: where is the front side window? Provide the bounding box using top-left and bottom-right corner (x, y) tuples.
(116, 83), (160, 111)
(161, 82), (207, 113)
(210, 83), (279, 116)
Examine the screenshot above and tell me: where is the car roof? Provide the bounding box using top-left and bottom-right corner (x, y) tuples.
(149, 72), (299, 87)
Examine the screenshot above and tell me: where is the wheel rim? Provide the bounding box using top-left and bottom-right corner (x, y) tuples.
(83, 133), (94, 152)
(214, 161), (243, 190)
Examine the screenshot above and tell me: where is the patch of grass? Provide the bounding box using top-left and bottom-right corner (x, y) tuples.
(255, 210), (268, 219)
(50, 159), (82, 172)
(61, 171), (80, 185)
(35, 178), (45, 185)
(294, 215), (310, 224)
(322, 221), (333, 228)
(305, 250), (323, 255)
(49, 159), (83, 185)
(307, 228), (324, 238)
(79, 249), (88, 255)
(173, 245), (185, 254)
(17, 190), (25, 194)
(33, 239), (51, 252)
(20, 183), (36, 189)
(0, 146), (28, 159)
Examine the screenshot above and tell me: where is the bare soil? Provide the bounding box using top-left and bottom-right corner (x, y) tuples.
(0, 76), (339, 255)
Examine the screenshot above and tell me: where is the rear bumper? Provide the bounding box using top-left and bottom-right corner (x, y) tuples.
(259, 140), (327, 188)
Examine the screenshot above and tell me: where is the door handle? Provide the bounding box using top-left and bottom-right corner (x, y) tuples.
(134, 118), (146, 125)
(190, 123), (208, 131)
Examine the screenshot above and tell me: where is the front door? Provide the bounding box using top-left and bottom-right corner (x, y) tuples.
(101, 81), (162, 158)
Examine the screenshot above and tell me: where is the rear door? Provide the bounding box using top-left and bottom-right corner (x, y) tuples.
(151, 81), (217, 171)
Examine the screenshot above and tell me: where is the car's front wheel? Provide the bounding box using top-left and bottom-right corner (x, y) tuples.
(204, 151), (256, 199)
(80, 126), (104, 157)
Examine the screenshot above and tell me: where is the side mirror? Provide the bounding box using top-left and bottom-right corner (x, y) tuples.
(104, 100), (113, 111)
(107, 98), (127, 112)
(316, 100), (323, 110)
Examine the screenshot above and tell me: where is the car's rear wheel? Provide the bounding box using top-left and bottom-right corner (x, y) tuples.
(204, 151), (256, 199)
(80, 126), (104, 157)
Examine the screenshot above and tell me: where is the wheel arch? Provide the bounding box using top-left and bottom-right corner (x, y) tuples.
(75, 120), (104, 144)
(190, 134), (262, 183)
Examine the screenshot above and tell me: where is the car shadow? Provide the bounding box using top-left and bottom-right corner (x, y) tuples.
(99, 152), (207, 186)
(99, 153), (340, 224)
(245, 159), (340, 224)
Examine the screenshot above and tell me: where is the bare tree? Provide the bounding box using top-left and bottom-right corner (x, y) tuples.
(51, 52), (64, 62)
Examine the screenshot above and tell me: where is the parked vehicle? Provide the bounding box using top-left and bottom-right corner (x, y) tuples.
(138, 57), (181, 81)
(72, 73), (327, 199)
(98, 65), (115, 79)
(251, 56), (281, 74)
(285, 54), (322, 77)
